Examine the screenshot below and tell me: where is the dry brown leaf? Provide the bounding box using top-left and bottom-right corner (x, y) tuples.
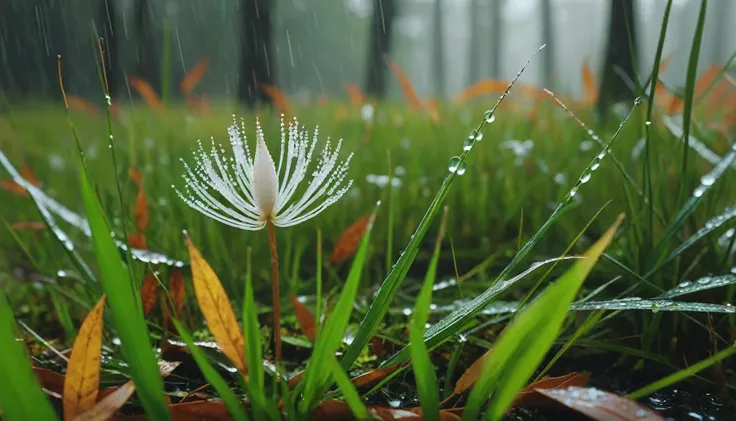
(140, 270), (159, 317)
(534, 386), (665, 421)
(512, 372), (591, 408)
(66, 96), (102, 116)
(405, 408), (462, 420)
(64, 294), (106, 420)
(453, 348), (492, 395)
(167, 400), (233, 420)
(262, 85), (291, 120)
(129, 168), (143, 186)
(350, 365), (399, 388)
(9, 221), (47, 230)
(369, 406), (421, 420)
(310, 400), (356, 421)
(287, 370), (304, 388)
(330, 215), (368, 265)
(128, 232), (147, 250)
(127, 76), (164, 114)
(385, 55), (423, 111)
(73, 381), (135, 421)
(34, 367), (66, 395)
(21, 162), (42, 186)
(452, 79), (541, 104)
(289, 293), (317, 341)
(185, 234), (247, 374)
(169, 268), (186, 317)
(0, 180), (30, 197)
(134, 188), (149, 231)
(344, 83), (365, 106)
(180, 57), (210, 95)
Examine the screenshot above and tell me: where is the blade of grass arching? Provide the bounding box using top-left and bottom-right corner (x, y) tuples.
(625, 344), (736, 400)
(644, 0), (674, 252)
(658, 274), (736, 298)
(329, 357), (371, 421)
(173, 320), (248, 421)
(515, 202), (609, 313)
(385, 150), (394, 274)
(76, 157), (171, 420)
(461, 215), (624, 421)
(647, 143), (736, 272)
(675, 0), (708, 208)
(299, 205), (379, 414)
(380, 256), (581, 368)
(383, 102), (640, 369)
(409, 207), (448, 421)
(569, 299), (734, 313)
(342, 47), (545, 370)
(0, 292), (60, 421)
(660, 204), (736, 266)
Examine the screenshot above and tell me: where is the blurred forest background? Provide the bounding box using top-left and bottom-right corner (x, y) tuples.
(1, 0), (734, 109)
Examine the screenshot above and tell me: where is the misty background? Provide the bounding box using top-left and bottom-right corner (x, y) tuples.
(1, 0), (734, 106)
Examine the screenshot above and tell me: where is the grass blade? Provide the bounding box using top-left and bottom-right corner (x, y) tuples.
(0, 292), (60, 421)
(661, 204), (736, 265)
(76, 157), (171, 420)
(409, 207), (448, 421)
(173, 320), (249, 421)
(657, 274), (736, 298)
(570, 299), (735, 313)
(329, 357), (371, 421)
(300, 205), (379, 414)
(462, 214), (624, 421)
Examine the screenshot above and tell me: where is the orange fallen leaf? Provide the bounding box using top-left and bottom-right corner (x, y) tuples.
(129, 168), (143, 186)
(168, 268), (186, 317)
(385, 55), (423, 111)
(74, 380), (135, 421)
(66, 96), (102, 116)
(34, 367), (66, 395)
(289, 293), (316, 341)
(534, 386), (665, 421)
(262, 84), (291, 120)
(0, 180), (30, 197)
(185, 234), (247, 374)
(63, 295), (106, 420)
(287, 370), (304, 388)
(330, 215), (369, 265)
(140, 270), (159, 317)
(512, 372), (591, 408)
(21, 162), (41, 187)
(310, 400), (356, 421)
(180, 57), (210, 95)
(350, 365), (399, 388)
(453, 348), (492, 395)
(345, 83), (365, 106)
(581, 60), (598, 105)
(134, 187), (149, 231)
(128, 232), (147, 249)
(128, 75), (164, 114)
(453, 78), (541, 104)
(9, 221), (47, 230)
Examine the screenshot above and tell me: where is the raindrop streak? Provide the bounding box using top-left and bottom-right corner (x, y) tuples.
(448, 156), (467, 175)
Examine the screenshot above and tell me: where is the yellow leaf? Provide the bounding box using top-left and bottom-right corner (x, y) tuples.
(64, 295), (106, 421)
(185, 234), (247, 374)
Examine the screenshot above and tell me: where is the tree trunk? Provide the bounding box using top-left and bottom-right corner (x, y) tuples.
(540, 0), (554, 88)
(134, 0), (160, 93)
(97, 0), (119, 97)
(433, 0), (445, 99)
(238, 0), (274, 108)
(598, 0), (638, 112)
(365, 0), (397, 98)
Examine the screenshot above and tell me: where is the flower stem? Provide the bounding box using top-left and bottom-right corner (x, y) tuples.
(267, 220), (282, 364)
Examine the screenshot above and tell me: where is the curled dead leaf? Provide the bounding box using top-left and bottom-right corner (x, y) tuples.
(512, 372), (591, 408)
(73, 381), (135, 421)
(289, 293), (316, 341)
(534, 386), (665, 421)
(350, 365), (399, 388)
(330, 215), (369, 265)
(64, 295), (106, 420)
(454, 348), (492, 395)
(185, 234), (247, 374)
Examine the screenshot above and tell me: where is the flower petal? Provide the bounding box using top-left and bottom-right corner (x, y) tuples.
(252, 124), (279, 218)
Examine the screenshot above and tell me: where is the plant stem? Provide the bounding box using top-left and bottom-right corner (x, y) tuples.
(267, 220), (282, 364)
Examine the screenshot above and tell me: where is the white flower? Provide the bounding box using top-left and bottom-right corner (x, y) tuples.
(173, 115), (353, 229)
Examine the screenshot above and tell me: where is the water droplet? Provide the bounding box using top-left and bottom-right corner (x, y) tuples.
(484, 110), (496, 123)
(448, 157), (467, 175)
(402, 308), (412, 316)
(597, 150), (607, 160)
(700, 175), (715, 186)
(634, 96), (643, 105)
(590, 161), (601, 171)
(693, 186), (707, 197)
(679, 281), (691, 288)
(697, 278), (710, 285)
(645, 121), (651, 126)
(651, 302), (660, 313)
(587, 129), (594, 136)
(475, 132), (484, 141)
(580, 172), (592, 183)
(463, 136), (475, 151)
(569, 186), (579, 197)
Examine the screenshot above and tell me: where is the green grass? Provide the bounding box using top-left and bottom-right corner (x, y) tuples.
(1, 41), (736, 419)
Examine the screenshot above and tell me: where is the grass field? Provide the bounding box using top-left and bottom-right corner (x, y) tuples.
(1, 25), (736, 421)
